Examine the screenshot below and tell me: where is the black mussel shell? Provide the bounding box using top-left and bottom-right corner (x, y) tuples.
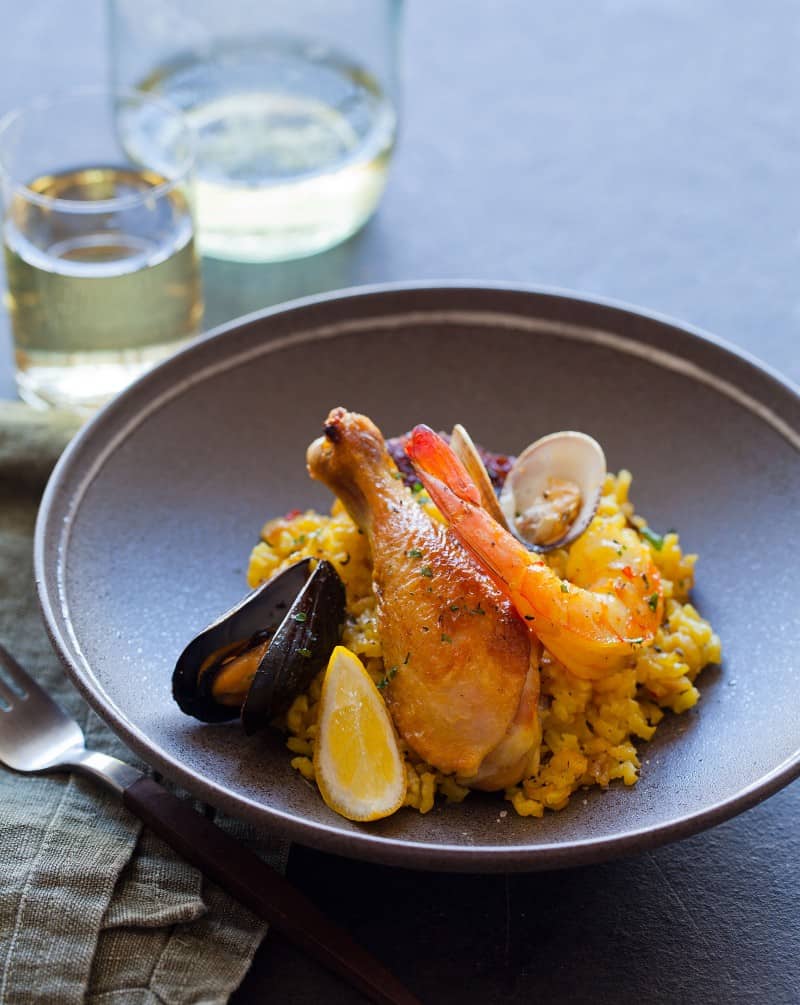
(172, 558), (325, 723)
(241, 560), (346, 734)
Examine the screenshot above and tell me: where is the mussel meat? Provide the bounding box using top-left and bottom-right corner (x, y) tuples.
(172, 558), (346, 733)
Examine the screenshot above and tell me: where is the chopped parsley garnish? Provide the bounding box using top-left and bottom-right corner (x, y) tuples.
(412, 481), (424, 494)
(407, 547), (423, 559)
(560, 583), (569, 594)
(377, 665), (399, 690)
(450, 604), (461, 612)
(420, 565), (433, 578)
(293, 612), (307, 623)
(647, 593), (659, 612)
(640, 526), (664, 551)
(441, 633), (452, 644)
(296, 647), (312, 657)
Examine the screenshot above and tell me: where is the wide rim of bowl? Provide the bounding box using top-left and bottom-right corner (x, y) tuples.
(34, 281), (800, 872)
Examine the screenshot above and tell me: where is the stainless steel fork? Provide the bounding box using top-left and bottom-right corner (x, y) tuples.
(0, 643), (420, 1005)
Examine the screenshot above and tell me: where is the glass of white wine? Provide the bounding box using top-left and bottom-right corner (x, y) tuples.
(109, 0), (402, 263)
(0, 87), (203, 413)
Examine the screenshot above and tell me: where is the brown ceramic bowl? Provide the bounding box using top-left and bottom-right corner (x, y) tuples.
(35, 284), (800, 872)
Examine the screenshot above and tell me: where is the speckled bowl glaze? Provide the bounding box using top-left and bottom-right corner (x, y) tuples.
(35, 285), (800, 872)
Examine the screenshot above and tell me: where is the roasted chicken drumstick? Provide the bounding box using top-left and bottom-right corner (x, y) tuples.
(307, 408), (540, 790)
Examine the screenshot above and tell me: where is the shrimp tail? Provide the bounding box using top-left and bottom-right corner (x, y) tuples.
(407, 424), (529, 594)
(406, 425), (482, 520)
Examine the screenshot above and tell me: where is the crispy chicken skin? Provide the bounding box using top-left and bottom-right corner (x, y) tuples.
(307, 408), (540, 789)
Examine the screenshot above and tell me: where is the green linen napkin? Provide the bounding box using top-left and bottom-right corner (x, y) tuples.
(0, 402), (288, 1004)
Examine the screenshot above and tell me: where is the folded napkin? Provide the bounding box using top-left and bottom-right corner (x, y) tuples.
(0, 403), (289, 1004)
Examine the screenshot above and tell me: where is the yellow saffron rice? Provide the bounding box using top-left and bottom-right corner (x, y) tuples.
(247, 472), (721, 817)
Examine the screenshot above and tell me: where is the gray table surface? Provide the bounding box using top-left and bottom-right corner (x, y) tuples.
(2, 1), (799, 1003)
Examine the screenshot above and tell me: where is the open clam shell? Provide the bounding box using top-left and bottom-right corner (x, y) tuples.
(450, 424), (508, 527)
(448, 424), (606, 553)
(172, 558), (345, 731)
(499, 431), (606, 552)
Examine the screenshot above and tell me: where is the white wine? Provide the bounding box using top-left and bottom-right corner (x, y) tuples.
(127, 40), (396, 261)
(3, 166), (202, 411)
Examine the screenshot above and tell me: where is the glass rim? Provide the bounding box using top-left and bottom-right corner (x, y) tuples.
(0, 85), (195, 214)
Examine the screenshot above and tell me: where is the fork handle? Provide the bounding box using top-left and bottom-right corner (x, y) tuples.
(122, 777), (420, 1005)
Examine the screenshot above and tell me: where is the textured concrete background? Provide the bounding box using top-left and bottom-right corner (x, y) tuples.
(1, 2), (799, 1002)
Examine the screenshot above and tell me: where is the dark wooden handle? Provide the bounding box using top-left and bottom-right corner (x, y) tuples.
(123, 776), (421, 1005)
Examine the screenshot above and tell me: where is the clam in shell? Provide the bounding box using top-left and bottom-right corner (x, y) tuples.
(450, 424), (606, 553)
(499, 431), (606, 552)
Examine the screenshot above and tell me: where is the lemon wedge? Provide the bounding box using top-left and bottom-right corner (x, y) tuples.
(314, 645), (407, 822)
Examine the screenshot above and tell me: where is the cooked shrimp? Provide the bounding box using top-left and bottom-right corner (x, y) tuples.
(406, 425), (663, 679)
